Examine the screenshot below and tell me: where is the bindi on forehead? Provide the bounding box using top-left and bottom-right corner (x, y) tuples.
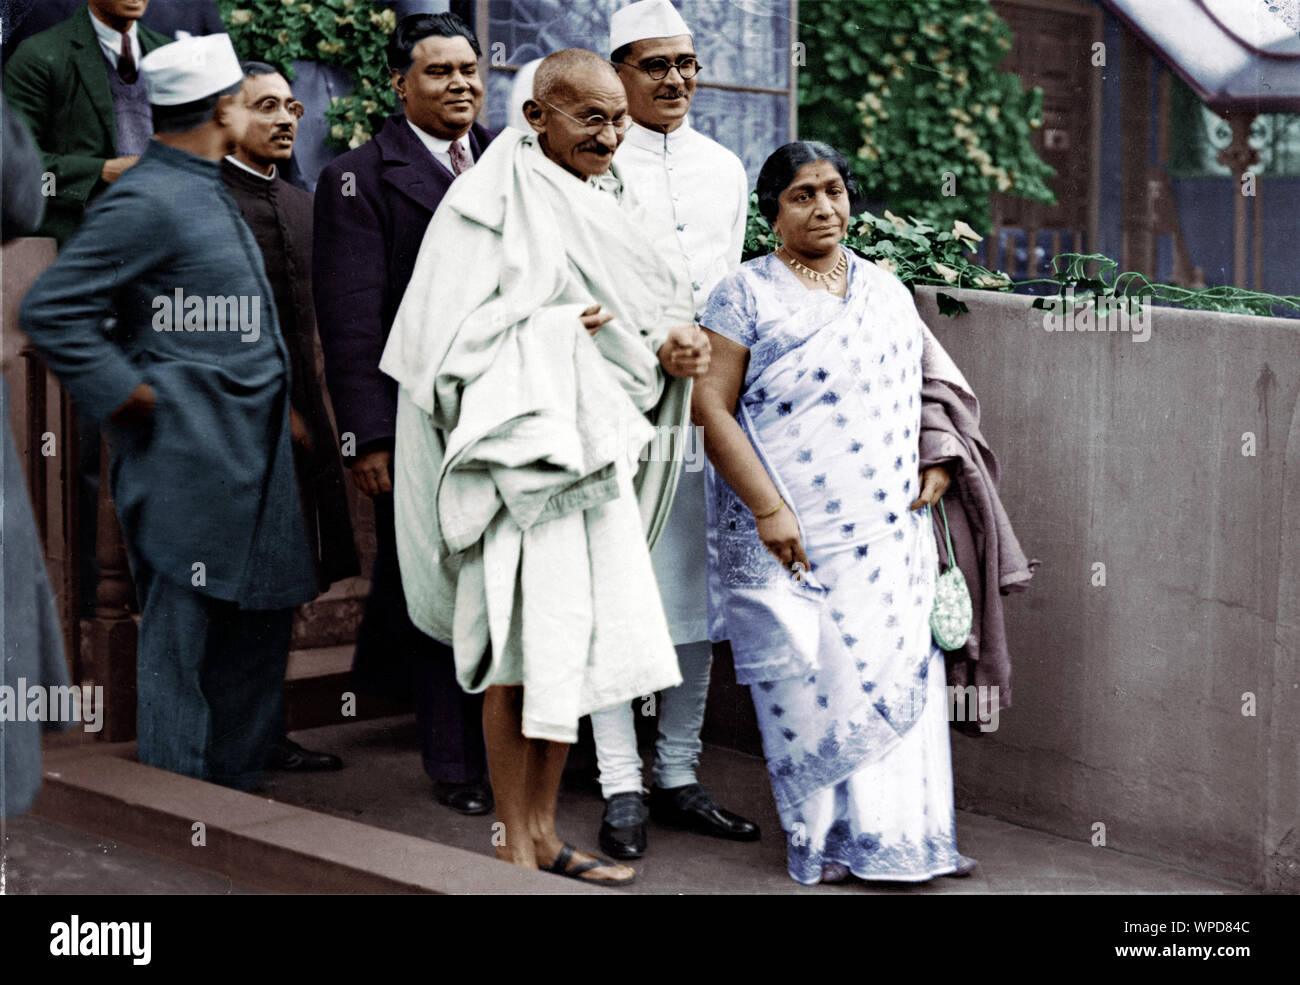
(786, 177), (843, 191)
(798, 161), (840, 178)
(787, 161), (842, 185)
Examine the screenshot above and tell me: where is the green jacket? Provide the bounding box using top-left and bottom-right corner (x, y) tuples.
(2, 5), (171, 243)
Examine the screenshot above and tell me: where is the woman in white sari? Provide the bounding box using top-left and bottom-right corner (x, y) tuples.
(692, 141), (977, 885)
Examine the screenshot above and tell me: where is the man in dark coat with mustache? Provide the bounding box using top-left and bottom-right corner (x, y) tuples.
(312, 12), (497, 815)
(222, 60), (360, 773)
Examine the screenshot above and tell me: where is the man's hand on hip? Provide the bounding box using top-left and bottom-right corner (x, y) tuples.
(351, 448), (392, 497)
(658, 323), (711, 378)
(101, 156), (139, 184)
(109, 382), (155, 428)
(289, 408), (314, 454)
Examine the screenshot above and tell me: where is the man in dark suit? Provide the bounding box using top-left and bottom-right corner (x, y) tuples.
(140, 0), (223, 38)
(2, 0), (223, 59)
(2, 0), (172, 244)
(313, 12), (497, 816)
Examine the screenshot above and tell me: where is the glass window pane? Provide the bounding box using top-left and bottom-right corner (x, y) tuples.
(483, 0), (794, 180)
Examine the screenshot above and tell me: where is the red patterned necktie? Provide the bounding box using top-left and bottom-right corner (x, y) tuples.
(448, 138), (472, 175)
(117, 33), (138, 84)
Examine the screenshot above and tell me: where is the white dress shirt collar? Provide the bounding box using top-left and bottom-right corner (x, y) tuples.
(224, 155), (278, 182)
(88, 7), (141, 68)
(623, 117), (695, 155)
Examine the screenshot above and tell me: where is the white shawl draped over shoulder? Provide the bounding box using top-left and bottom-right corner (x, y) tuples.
(379, 129), (693, 742)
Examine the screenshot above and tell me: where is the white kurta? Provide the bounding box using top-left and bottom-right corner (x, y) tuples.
(616, 118), (749, 644)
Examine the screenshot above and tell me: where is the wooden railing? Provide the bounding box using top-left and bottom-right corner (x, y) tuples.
(3, 237), (381, 743)
(983, 226), (1087, 282)
(985, 217), (1203, 290)
(2, 237), (138, 740)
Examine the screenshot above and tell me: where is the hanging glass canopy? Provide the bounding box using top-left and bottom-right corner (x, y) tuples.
(1104, 0), (1300, 112)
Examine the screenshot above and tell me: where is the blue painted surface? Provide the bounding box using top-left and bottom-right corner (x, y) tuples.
(1096, 10), (1125, 270)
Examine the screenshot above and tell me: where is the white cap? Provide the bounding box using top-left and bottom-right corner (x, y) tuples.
(142, 34), (244, 107)
(609, 0), (692, 55)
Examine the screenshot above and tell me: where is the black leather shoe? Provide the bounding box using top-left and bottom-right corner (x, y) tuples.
(649, 783), (760, 842)
(433, 780), (494, 816)
(599, 791), (648, 860)
(267, 737), (343, 772)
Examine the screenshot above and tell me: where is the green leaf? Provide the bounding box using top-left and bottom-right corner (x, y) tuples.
(935, 293), (969, 317)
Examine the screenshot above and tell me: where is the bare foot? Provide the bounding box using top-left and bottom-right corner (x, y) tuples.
(495, 844), (538, 868)
(821, 862), (851, 883)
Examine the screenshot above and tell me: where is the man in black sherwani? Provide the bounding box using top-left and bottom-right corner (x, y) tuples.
(312, 12), (497, 815)
(222, 60), (360, 773)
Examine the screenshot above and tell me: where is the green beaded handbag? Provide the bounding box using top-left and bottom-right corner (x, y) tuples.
(930, 498), (973, 651)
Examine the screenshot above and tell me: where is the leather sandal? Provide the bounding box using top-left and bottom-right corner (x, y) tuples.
(542, 843), (635, 887)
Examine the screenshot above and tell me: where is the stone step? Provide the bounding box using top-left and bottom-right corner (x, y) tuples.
(282, 643), (411, 732)
(290, 575), (369, 650)
(32, 743), (606, 894)
(285, 642), (354, 681)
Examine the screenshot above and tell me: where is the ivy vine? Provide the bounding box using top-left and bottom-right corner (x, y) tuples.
(798, 0), (1055, 233)
(744, 193), (1011, 314)
(217, 0), (397, 150)
(745, 198), (1300, 319)
(1029, 254), (1300, 318)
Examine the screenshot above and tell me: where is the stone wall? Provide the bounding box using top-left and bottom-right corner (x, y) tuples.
(707, 284), (1299, 891)
(921, 287), (1297, 891)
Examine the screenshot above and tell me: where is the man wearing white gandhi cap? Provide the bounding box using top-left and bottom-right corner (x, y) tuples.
(590, 0), (759, 859)
(142, 31), (245, 108)
(21, 33), (318, 790)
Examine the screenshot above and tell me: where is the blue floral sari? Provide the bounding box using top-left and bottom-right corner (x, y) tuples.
(702, 250), (964, 884)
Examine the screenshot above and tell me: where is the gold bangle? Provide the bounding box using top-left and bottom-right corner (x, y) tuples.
(753, 500), (784, 520)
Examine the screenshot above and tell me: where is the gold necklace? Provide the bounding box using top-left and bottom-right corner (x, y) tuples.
(778, 246), (847, 286)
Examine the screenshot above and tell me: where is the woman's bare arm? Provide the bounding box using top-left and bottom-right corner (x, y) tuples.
(691, 330), (810, 573)
(690, 331), (775, 511)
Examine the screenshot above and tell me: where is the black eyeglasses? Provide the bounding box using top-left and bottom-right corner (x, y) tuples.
(537, 98), (632, 135)
(616, 56), (701, 81)
(248, 97), (305, 120)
